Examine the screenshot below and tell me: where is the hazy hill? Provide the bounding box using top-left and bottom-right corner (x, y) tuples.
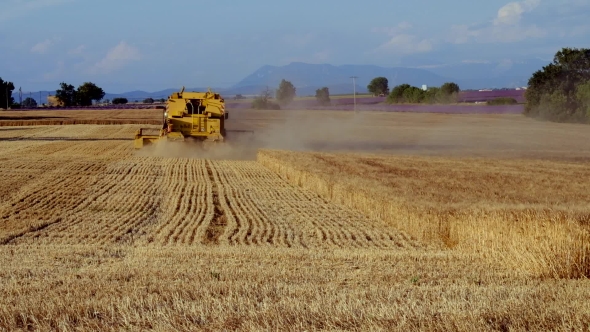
(13, 60), (545, 102)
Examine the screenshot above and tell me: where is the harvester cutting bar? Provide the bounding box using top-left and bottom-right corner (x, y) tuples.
(134, 128), (165, 149)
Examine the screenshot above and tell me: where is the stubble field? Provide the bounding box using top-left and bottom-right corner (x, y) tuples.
(1, 109), (589, 331)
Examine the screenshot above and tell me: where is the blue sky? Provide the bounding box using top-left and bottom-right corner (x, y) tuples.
(1, 0), (588, 92)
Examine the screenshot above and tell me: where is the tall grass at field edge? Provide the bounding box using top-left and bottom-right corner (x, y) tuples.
(257, 150), (590, 279)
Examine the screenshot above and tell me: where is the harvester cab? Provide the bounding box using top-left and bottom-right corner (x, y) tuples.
(134, 87), (234, 149)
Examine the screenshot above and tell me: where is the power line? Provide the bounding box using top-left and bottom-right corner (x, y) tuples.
(350, 76), (358, 113)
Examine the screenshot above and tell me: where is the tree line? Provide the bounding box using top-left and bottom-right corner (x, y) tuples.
(367, 76), (461, 104)
(524, 47), (590, 124)
(250, 79), (331, 110)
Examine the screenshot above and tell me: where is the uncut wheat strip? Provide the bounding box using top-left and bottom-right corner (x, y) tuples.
(217, 161), (273, 246)
(50, 141), (129, 158)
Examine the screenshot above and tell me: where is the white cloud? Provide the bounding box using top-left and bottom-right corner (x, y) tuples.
(67, 45), (86, 56)
(494, 0), (540, 25)
(31, 39), (53, 54)
(372, 22), (433, 55)
(88, 41), (141, 74)
(375, 34), (433, 55)
(449, 0), (545, 44)
(462, 59), (492, 64)
(0, 0), (73, 22)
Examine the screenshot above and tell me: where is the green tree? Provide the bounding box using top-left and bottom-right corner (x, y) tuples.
(143, 98), (154, 104)
(0, 77), (15, 109)
(424, 87), (441, 104)
(367, 77), (389, 96)
(112, 97), (128, 105)
(439, 82), (460, 103)
(387, 84), (412, 103)
(76, 82), (105, 106)
(55, 82), (77, 107)
(275, 79), (296, 106)
(402, 86), (425, 103)
(315, 87), (330, 106)
(525, 47), (590, 123)
(577, 81), (590, 118)
(22, 97), (38, 108)
(440, 82), (460, 95)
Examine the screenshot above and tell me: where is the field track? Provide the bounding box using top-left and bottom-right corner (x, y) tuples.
(0, 125), (419, 249)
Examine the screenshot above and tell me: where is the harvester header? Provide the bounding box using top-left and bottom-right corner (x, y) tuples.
(134, 86), (230, 149)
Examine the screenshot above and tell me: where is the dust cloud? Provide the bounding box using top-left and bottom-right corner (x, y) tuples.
(133, 111), (374, 160)
(132, 109), (590, 161)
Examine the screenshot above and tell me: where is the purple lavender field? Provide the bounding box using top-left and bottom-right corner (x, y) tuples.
(306, 104), (524, 114)
(457, 89), (526, 103)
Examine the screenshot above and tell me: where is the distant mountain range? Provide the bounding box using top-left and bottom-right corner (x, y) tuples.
(14, 60), (546, 103)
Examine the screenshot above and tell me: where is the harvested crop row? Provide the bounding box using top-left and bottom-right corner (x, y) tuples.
(210, 160), (422, 249)
(146, 158), (211, 245)
(0, 160), (107, 244)
(13, 157), (164, 245)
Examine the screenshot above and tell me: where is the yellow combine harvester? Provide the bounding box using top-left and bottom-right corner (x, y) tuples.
(134, 87), (232, 149)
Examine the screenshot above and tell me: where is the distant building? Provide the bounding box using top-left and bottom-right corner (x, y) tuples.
(421, 85), (427, 91)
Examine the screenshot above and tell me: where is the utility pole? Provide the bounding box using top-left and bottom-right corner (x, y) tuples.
(19, 87), (22, 106)
(5, 87), (8, 110)
(350, 76), (358, 113)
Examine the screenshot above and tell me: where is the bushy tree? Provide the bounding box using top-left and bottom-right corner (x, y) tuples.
(440, 82), (460, 95)
(387, 84), (412, 103)
(576, 81), (590, 118)
(402, 86), (426, 103)
(76, 82), (105, 106)
(275, 79), (296, 106)
(112, 97), (128, 105)
(423, 87), (441, 104)
(315, 87), (330, 106)
(22, 97), (37, 108)
(143, 98), (154, 104)
(55, 82), (77, 107)
(0, 77), (15, 109)
(367, 77), (389, 96)
(524, 47), (590, 123)
(438, 82), (459, 103)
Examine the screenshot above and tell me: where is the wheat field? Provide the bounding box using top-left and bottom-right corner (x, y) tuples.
(1, 113), (590, 331)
